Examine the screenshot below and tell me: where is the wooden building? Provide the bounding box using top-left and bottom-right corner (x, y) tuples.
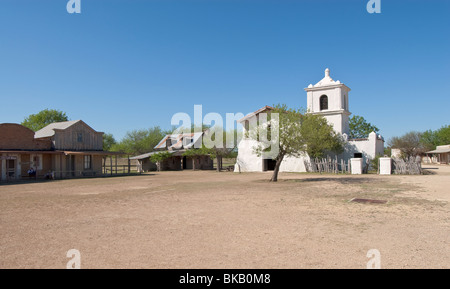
(426, 145), (450, 165)
(131, 132), (214, 171)
(0, 120), (120, 182)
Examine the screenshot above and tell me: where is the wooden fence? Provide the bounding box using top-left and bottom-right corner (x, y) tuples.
(102, 157), (140, 176)
(304, 157), (350, 174)
(392, 157), (422, 175)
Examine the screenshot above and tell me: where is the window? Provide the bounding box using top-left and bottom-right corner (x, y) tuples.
(84, 155), (92, 170)
(77, 133), (83, 143)
(183, 137), (193, 146)
(7, 160), (15, 169)
(33, 156), (40, 169)
(7, 160), (15, 177)
(31, 154), (43, 170)
(320, 95), (328, 110)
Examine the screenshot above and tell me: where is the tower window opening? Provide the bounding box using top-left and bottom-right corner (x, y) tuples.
(320, 95), (328, 111)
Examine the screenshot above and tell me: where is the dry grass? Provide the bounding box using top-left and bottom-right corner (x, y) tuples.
(0, 166), (449, 269)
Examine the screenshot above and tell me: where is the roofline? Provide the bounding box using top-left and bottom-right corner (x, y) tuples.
(238, 105), (274, 123)
(59, 150), (125, 155)
(426, 149), (450, 154)
(304, 83), (351, 92)
(34, 120), (103, 139)
(0, 150), (61, 154)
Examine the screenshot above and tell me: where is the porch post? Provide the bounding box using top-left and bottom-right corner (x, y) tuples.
(1, 154), (6, 181)
(16, 155), (21, 180)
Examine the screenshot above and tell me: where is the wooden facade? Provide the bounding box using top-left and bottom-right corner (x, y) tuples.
(425, 145), (450, 165)
(0, 120), (118, 182)
(51, 121), (103, 151)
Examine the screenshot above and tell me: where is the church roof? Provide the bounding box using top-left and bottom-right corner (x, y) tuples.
(237, 105), (274, 123)
(306, 68), (349, 90)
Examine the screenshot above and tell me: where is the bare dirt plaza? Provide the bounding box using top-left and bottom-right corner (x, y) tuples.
(0, 166), (448, 269)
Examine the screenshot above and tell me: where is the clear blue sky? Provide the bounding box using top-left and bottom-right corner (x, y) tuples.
(1, 0), (449, 142)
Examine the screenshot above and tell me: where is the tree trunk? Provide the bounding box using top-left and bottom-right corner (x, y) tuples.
(270, 155), (284, 182)
(216, 156), (223, 172)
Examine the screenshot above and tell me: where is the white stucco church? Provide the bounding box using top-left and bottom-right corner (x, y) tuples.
(234, 68), (385, 173)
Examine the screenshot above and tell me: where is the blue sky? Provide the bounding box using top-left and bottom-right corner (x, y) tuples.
(0, 0), (449, 142)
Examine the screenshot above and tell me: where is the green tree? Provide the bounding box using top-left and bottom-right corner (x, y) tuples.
(177, 126), (241, 171)
(421, 125), (450, 150)
(435, 125), (450, 145)
(349, 115), (379, 139)
(150, 151), (173, 172)
(250, 104), (344, 182)
(421, 129), (438, 151)
(203, 127), (241, 172)
(388, 131), (426, 158)
(22, 109), (69, 131)
(300, 113), (345, 158)
(370, 155), (381, 172)
(112, 126), (166, 155)
(102, 133), (117, 151)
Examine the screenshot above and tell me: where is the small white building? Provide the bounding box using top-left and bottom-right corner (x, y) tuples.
(235, 68), (384, 173)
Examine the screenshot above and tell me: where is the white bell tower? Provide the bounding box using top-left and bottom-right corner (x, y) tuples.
(305, 68), (351, 135)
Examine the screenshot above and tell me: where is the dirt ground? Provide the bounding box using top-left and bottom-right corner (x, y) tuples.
(0, 165), (449, 269)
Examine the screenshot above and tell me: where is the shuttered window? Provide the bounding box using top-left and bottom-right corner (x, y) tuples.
(320, 95), (328, 110)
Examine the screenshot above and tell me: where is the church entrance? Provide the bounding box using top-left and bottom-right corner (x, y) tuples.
(264, 159), (277, 171)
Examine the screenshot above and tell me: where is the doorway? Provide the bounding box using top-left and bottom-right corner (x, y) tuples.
(264, 159), (277, 171)
(66, 155), (76, 177)
(6, 159), (16, 180)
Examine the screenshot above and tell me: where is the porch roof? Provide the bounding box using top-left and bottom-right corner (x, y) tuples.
(426, 148), (450, 154)
(0, 150), (61, 154)
(58, 151), (125, 156)
(130, 150), (190, 160)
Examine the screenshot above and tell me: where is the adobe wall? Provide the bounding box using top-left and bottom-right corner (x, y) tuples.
(0, 124), (51, 150)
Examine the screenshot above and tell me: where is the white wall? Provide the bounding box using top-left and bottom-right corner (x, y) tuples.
(234, 139), (308, 173)
(235, 139), (264, 172)
(235, 131), (384, 173)
(324, 113), (346, 135)
(346, 132), (384, 161)
(279, 155), (308, 172)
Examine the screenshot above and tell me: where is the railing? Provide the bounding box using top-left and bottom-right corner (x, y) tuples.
(103, 165), (140, 175)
